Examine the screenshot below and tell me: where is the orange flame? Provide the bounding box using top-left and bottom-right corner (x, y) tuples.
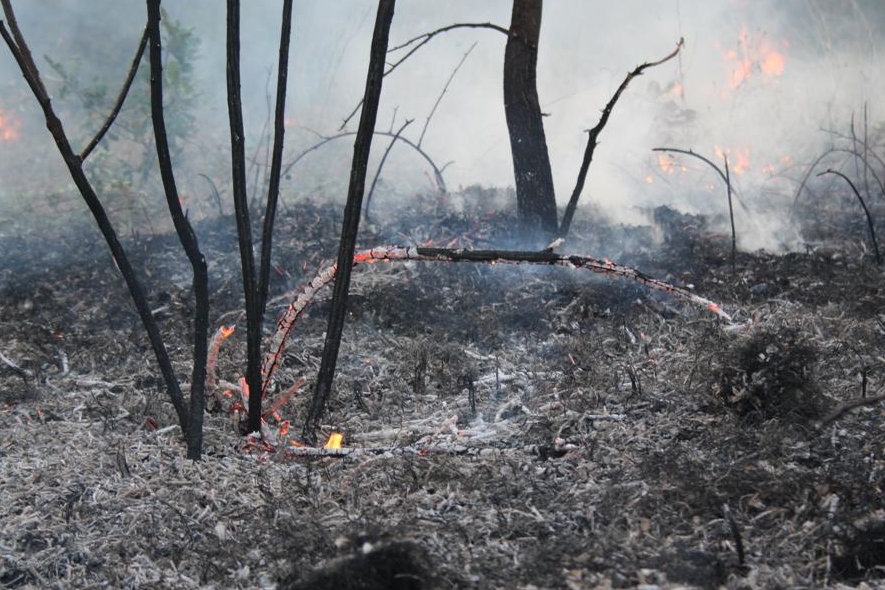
(714, 145), (751, 176)
(720, 25), (787, 90)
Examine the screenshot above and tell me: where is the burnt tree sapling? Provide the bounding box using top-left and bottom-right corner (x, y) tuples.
(302, 0), (397, 443)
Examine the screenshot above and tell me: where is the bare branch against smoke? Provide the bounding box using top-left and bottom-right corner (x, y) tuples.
(303, 0), (397, 444)
(652, 146), (741, 272)
(559, 38), (684, 238)
(339, 21), (506, 131)
(0, 1), (190, 434)
(257, 0), (294, 325)
(817, 169), (881, 265)
(365, 117), (412, 221)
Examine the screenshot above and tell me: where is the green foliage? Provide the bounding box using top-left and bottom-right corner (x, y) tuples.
(44, 8), (202, 227)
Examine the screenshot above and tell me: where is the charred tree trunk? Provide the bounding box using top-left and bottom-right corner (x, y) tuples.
(503, 0), (557, 245)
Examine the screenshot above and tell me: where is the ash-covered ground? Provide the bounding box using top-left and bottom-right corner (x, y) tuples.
(1, 191), (884, 589)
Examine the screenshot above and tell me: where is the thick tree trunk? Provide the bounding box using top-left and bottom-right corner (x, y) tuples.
(504, 0), (557, 245)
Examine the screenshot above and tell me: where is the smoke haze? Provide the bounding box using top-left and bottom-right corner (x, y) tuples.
(0, 1), (882, 251)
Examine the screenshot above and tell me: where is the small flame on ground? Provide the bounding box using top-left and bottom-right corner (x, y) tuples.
(324, 432), (344, 449)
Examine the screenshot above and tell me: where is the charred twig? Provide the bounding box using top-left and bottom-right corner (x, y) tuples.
(80, 27), (149, 161)
(365, 118), (413, 222)
(340, 22), (507, 130)
(653, 147), (745, 270)
(817, 393), (885, 428)
(817, 169), (881, 264)
(651, 147), (750, 213)
(304, 0), (396, 445)
(722, 503), (746, 566)
(791, 148), (842, 218)
(263, 245), (733, 402)
(198, 173), (225, 216)
(0, 350), (33, 380)
(559, 39), (684, 237)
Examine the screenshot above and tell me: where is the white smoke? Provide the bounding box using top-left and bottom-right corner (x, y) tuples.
(0, 1), (881, 251)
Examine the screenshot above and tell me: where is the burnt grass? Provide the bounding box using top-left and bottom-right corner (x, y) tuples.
(1, 192), (884, 589)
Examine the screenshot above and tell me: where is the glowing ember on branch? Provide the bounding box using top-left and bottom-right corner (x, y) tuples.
(0, 108), (21, 141)
(261, 246), (734, 401)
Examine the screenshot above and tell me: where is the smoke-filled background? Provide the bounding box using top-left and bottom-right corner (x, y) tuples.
(0, 1), (882, 251)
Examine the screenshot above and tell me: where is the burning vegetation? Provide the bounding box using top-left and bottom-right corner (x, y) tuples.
(2, 1), (885, 589)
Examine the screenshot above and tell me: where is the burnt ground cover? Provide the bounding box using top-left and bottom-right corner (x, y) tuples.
(1, 191), (884, 589)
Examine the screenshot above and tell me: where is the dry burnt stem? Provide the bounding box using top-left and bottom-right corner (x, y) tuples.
(1, 191), (885, 589)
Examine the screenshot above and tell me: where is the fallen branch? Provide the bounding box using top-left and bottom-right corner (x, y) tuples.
(262, 245), (733, 398)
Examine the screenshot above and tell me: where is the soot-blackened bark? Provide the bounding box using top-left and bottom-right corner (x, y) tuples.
(504, 0), (557, 245)
(302, 0), (396, 443)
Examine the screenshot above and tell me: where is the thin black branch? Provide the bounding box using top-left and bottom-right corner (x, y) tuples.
(817, 169), (881, 264)
(257, 0), (293, 324)
(724, 154), (736, 272)
(339, 22), (506, 130)
(80, 26), (149, 161)
(559, 38), (684, 237)
(146, 0), (209, 460)
(418, 41), (475, 148)
(304, 0), (396, 444)
(226, 0), (263, 434)
(365, 118), (412, 221)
